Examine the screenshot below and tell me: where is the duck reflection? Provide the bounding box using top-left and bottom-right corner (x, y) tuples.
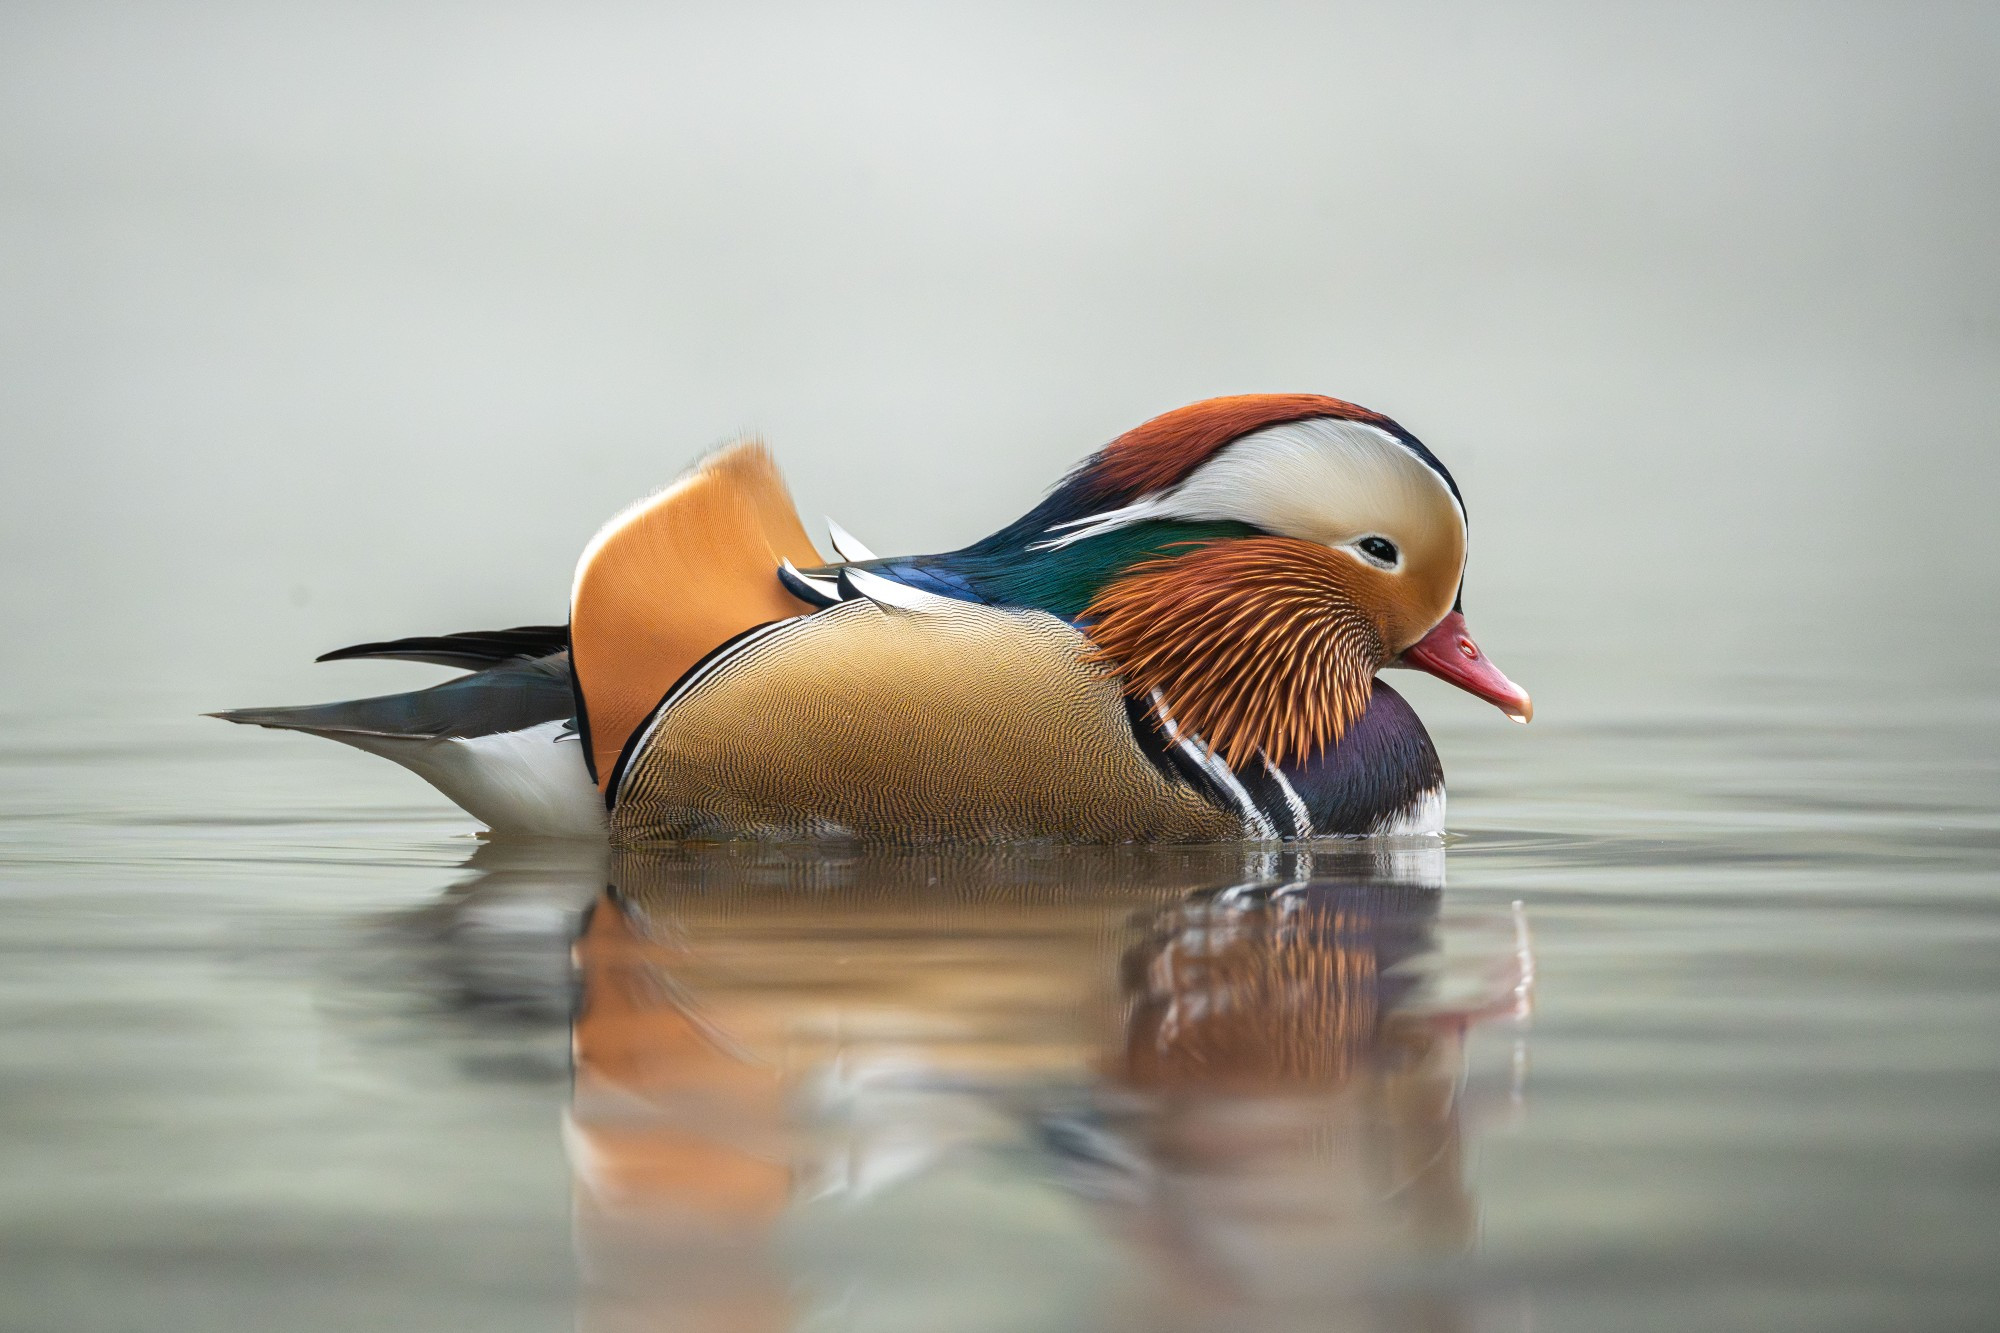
(437, 841), (1529, 1332)
(1114, 873), (1509, 1329)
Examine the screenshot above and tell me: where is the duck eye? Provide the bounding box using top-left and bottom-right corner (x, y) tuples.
(1357, 536), (1399, 567)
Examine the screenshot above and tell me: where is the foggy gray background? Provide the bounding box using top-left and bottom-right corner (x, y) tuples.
(3, 0), (1995, 726)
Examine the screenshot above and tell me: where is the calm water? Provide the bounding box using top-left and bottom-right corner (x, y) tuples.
(2, 679), (1996, 1333)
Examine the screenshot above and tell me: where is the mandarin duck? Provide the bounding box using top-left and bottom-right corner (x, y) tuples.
(215, 394), (1530, 842)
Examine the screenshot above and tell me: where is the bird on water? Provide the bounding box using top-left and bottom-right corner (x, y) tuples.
(215, 394), (1531, 842)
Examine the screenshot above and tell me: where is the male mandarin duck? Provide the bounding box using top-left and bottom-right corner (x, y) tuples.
(216, 394), (1530, 842)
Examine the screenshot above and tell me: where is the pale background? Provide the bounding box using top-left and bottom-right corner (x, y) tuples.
(3, 0), (1994, 731)
(2, 9), (1998, 1329)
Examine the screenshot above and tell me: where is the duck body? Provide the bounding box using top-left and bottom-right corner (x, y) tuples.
(217, 395), (1527, 843)
(607, 598), (1442, 844)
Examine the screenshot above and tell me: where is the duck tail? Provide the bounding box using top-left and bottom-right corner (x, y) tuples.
(569, 439), (823, 788)
(209, 654), (606, 838)
(208, 652), (575, 744)
(314, 625), (570, 671)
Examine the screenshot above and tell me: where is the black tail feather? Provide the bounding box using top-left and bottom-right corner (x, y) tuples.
(315, 625), (570, 671)
(212, 653), (576, 741)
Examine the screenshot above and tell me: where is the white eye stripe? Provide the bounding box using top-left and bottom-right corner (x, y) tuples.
(1041, 417), (1461, 549)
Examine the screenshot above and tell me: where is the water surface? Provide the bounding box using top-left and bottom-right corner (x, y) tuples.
(1, 683), (1995, 1332)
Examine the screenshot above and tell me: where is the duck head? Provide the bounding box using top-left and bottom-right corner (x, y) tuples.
(944, 394), (1531, 768)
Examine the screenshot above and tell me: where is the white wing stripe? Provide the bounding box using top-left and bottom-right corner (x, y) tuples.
(825, 517), (879, 563)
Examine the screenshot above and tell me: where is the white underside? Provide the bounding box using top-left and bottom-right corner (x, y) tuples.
(1371, 784), (1446, 837)
(335, 720), (607, 839)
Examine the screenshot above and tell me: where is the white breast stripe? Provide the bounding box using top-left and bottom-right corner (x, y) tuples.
(1261, 756), (1315, 839)
(1151, 690), (1277, 840)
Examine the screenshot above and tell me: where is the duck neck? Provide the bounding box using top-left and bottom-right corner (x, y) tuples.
(933, 515), (1259, 622)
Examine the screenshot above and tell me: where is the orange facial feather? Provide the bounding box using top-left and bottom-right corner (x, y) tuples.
(1081, 538), (1390, 769)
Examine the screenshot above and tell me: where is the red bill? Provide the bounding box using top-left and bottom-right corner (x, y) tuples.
(1391, 611), (1532, 723)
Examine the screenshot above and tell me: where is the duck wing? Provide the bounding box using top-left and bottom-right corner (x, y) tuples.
(570, 439), (824, 786)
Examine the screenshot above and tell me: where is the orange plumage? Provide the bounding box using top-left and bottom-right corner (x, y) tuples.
(1082, 538), (1388, 769)
(570, 441), (822, 786)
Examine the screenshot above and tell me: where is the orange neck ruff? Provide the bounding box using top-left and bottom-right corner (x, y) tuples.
(1082, 538), (1387, 770)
